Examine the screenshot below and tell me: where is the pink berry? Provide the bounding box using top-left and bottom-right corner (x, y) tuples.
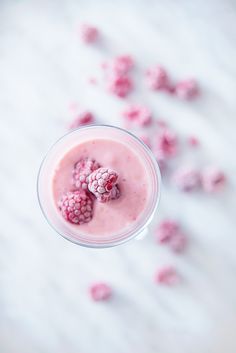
(155, 220), (180, 244)
(155, 128), (178, 159)
(89, 282), (112, 301)
(173, 166), (201, 192)
(155, 266), (179, 285)
(88, 167), (120, 203)
(69, 111), (94, 130)
(175, 79), (199, 100)
(112, 55), (134, 75)
(72, 158), (100, 190)
(188, 136), (199, 147)
(201, 167), (226, 193)
(108, 74), (133, 98)
(58, 190), (93, 225)
(146, 65), (169, 91)
(123, 105), (152, 126)
(169, 232), (187, 253)
(80, 24), (99, 44)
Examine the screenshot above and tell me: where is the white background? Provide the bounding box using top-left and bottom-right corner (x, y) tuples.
(0, 0), (236, 352)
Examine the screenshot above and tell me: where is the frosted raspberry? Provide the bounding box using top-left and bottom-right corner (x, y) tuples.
(169, 232), (187, 253)
(123, 105), (152, 126)
(108, 74), (133, 98)
(58, 190), (93, 225)
(146, 65), (169, 90)
(188, 135), (199, 147)
(89, 283), (112, 301)
(155, 128), (178, 159)
(88, 167), (120, 203)
(173, 166), (201, 192)
(201, 167), (226, 193)
(155, 220), (180, 244)
(155, 266), (179, 285)
(69, 111), (94, 130)
(175, 79), (199, 100)
(80, 24), (99, 44)
(112, 55), (134, 74)
(72, 158), (100, 190)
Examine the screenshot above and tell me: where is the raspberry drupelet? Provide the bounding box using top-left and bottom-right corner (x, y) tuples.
(72, 158), (100, 191)
(89, 282), (112, 301)
(58, 190), (93, 225)
(88, 167), (120, 203)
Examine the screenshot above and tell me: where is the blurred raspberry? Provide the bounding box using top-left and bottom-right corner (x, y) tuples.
(169, 232), (187, 253)
(175, 79), (199, 100)
(73, 158), (100, 190)
(108, 74), (133, 98)
(69, 111), (94, 129)
(89, 283), (112, 301)
(155, 220), (180, 243)
(112, 55), (134, 74)
(154, 266), (179, 285)
(58, 190), (93, 225)
(80, 24), (99, 44)
(155, 128), (178, 159)
(201, 167), (226, 192)
(146, 65), (169, 90)
(188, 135), (200, 147)
(123, 105), (152, 126)
(173, 166), (201, 192)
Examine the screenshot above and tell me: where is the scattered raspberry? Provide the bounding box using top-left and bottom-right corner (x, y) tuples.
(169, 232), (187, 253)
(155, 220), (180, 244)
(201, 167), (226, 193)
(80, 24), (99, 44)
(146, 65), (169, 91)
(108, 74), (133, 98)
(58, 190), (93, 224)
(173, 166), (201, 192)
(88, 167), (119, 203)
(123, 105), (152, 126)
(155, 128), (178, 159)
(175, 79), (199, 100)
(69, 111), (95, 130)
(112, 55), (134, 75)
(89, 282), (112, 301)
(188, 136), (200, 147)
(73, 158), (100, 190)
(155, 266), (179, 285)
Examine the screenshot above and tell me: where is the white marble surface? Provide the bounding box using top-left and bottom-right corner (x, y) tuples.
(1, 0), (236, 352)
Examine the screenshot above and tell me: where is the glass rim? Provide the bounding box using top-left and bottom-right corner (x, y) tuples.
(37, 124), (162, 248)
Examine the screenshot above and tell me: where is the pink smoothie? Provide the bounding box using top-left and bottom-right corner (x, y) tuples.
(52, 138), (151, 237)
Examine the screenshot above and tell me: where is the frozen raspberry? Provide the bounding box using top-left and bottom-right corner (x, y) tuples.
(155, 220), (180, 244)
(155, 266), (179, 285)
(169, 232), (187, 253)
(122, 105), (152, 126)
(112, 55), (134, 75)
(89, 282), (112, 301)
(108, 74), (133, 98)
(173, 166), (201, 192)
(80, 24), (99, 44)
(155, 128), (178, 159)
(69, 111), (94, 130)
(188, 135), (199, 147)
(201, 167), (226, 193)
(88, 167), (120, 203)
(146, 65), (169, 90)
(72, 158), (100, 190)
(175, 79), (199, 100)
(58, 190), (93, 225)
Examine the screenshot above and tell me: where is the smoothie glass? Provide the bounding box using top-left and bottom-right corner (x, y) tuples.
(37, 125), (161, 248)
